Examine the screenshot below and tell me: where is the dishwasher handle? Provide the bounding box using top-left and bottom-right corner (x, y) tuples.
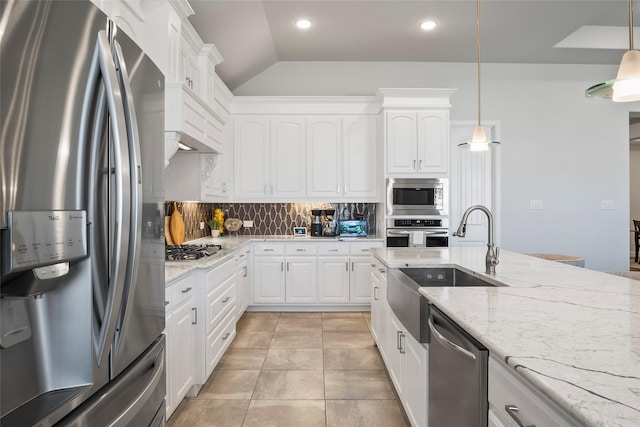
(428, 316), (477, 361)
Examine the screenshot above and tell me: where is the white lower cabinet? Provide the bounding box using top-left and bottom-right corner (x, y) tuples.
(252, 241), (383, 307)
(370, 260), (387, 362)
(317, 256), (350, 303)
(205, 308), (236, 377)
(165, 274), (195, 419)
(285, 256), (318, 303)
(489, 356), (581, 427)
(235, 247), (251, 317)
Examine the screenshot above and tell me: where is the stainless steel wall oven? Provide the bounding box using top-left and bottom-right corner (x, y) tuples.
(386, 218), (449, 248)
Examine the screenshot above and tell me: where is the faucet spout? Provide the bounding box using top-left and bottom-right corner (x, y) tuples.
(454, 205), (499, 274)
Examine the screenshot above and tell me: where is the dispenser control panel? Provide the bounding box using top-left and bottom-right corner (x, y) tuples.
(4, 210), (87, 274)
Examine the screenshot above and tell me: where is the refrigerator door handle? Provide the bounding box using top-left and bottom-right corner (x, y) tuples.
(110, 39), (143, 357)
(108, 349), (165, 427)
(89, 31), (131, 368)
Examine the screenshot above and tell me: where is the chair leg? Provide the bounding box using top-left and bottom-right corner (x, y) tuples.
(636, 236), (639, 263)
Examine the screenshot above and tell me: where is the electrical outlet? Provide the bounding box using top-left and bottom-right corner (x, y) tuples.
(601, 200), (614, 210)
(530, 200), (543, 210)
(243, 220), (254, 228)
(199, 221), (205, 230)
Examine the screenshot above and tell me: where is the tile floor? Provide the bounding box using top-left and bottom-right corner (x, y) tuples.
(167, 311), (411, 427)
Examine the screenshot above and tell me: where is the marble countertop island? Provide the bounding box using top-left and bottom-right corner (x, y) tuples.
(372, 247), (640, 427)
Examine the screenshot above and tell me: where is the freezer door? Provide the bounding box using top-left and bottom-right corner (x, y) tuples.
(108, 25), (165, 379)
(58, 335), (166, 427)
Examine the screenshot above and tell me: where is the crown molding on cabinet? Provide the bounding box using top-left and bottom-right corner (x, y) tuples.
(168, 0), (194, 19)
(376, 88), (457, 109)
(230, 96), (381, 115)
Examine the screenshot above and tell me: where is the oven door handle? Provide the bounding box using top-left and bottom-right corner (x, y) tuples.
(387, 231), (411, 235)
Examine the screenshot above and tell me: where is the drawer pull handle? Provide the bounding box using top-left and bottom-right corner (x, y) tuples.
(192, 307), (197, 325)
(370, 263), (376, 267)
(264, 249), (274, 252)
(222, 297), (230, 303)
(181, 287), (192, 294)
(373, 286), (378, 301)
(505, 405), (536, 427)
(296, 248), (305, 252)
(399, 332), (405, 354)
(361, 249), (369, 252)
(329, 249), (339, 252)
(379, 269), (386, 273)
(222, 332), (230, 340)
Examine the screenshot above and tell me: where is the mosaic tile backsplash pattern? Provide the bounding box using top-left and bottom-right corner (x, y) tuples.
(166, 202), (376, 242)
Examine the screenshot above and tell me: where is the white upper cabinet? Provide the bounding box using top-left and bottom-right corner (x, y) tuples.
(234, 117), (270, 199)
(378, 88), (455, 178)
(343, 116), (378, 198)
(386, 111), (417, 174)
(95, 1), (144, 47)
(230, 97), (381, 202)
(271, 117), (306, 198)
(417, 111), (449, 175)
(307, 117), (342, 199)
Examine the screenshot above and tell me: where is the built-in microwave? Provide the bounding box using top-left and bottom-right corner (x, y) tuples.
(386, 178), (448, 216)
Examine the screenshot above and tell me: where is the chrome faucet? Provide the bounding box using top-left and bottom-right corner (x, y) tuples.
(453, 205), (499, 274)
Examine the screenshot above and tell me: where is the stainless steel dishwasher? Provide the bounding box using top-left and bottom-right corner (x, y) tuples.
(428, 305), (488, 427)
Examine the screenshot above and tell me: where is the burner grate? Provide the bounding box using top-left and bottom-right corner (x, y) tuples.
(165, 244), (222, 261)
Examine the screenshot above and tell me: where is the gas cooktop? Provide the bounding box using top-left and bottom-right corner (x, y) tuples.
(165, 244), (222, 261)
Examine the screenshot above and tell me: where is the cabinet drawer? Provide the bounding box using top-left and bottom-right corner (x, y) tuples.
(285, 243), (318, 255)
(253, 243), (285, 255)
(318, 243), (349, 255)
(489, 357), (580, 427)
(206, 258), (235, 293)
(350, 241), (384, 255)
(205, 308), (236, 377)
(206, 276), (235, 334)
(169, 275), (195, 308)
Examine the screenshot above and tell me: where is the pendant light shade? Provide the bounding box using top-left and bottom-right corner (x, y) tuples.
(586, 0), (640, 101)
(458, 0), (500, 150)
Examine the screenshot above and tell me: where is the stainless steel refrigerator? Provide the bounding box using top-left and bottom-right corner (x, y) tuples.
(0, 1), (166, 425)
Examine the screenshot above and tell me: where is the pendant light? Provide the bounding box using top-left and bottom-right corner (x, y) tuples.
(586, 0), (640, 101)
(459, 0), (500, 151)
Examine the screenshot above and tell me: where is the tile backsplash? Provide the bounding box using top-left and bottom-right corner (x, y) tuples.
(165, 202), (377, 242)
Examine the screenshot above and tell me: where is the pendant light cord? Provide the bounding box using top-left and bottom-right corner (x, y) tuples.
(629, 0), (634, 50)
(477, 0), (481, 126)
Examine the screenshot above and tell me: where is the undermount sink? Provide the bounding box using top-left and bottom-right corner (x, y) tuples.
(399, 267), (499, 287)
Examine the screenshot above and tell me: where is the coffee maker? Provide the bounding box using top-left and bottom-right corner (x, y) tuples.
(311, 209), (323, 236)
(322, 209), (338, 237)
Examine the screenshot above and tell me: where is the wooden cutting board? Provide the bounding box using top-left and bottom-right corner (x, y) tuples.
(170, 202), (185, 245)
(164, 216), (174, 245)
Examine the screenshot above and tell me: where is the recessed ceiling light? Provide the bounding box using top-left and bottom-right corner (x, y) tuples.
(295, 19), (312, 30)
(420, 20), (438, 31)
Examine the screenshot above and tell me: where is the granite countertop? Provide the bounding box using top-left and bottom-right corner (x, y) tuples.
(165, 235), (384, 283)
(372, 246), (640, 427)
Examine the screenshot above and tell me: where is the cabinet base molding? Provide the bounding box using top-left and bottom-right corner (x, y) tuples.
(247, 304), (370, 312)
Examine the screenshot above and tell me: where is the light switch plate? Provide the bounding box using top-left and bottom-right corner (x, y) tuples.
(601, 200), (614, 210)
(530, 200), (543, 210)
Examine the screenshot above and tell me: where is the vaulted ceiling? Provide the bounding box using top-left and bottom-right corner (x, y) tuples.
(188, 0), (633, 90)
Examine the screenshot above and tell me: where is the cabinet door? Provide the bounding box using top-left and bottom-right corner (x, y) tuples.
(417, 110), (449, 175)
(349, 257), (373, 303)
(164, 309), (174, 419)
(252, 256), (285, 303)
(271, 117), (306, 198)
(236, 259), (250, 316)
(234, 118), (269, 199)
(318, 257), (350, 303)
(386, 111), (417, 174)
(370, 271), (381, 342)
(171, 300), (195, 406)
(343, 116), (378, 199)
(402, 333), (428, 427)
(307, 117), (342, 198)
(285, 257), (318, 304)
(386, 312), (404, 395)
(179, 29), (200, 93)
(167, 6), (181, 82)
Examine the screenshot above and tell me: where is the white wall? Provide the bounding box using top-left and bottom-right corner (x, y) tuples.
(235, 61), (632, 270)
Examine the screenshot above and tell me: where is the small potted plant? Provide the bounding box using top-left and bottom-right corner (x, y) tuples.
(207, 209), (224, 237)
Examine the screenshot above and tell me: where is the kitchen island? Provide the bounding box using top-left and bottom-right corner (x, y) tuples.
(372, 246), (640, 427)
